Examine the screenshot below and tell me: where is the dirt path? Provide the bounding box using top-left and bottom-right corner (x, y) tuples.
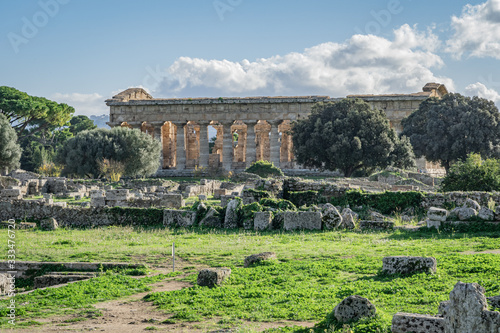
(10, 267), (315, 332)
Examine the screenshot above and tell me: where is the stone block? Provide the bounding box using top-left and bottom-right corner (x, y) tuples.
(321, 203), (342, 229)
(445, 282), (500, 333)
(428, 207), (448, 222)
(52, 201), (67, 208)
(0, 274), (14, 295)
(382, 256), (437, 275)
(333, 295), (376, 323)
(463, 198), (480, 211)
(456, 207), (477, 221)
(0, 188), (22, 199)
(224, 199), (240, 229)
(283, 211), (322, 231)
(254, 211), (273, 231)
(244, 252), (277, 267)
(40, 218), (58, 231)
(199, 207), (221, 228)
(197, 268), (231, 287)
(478, 207), (495, 221)
(427, 219), (441, 229)
(105, 189), (131, 201)
(33, 272), (96, 289)
(213, 189), (227, 199)
(90, 197), (105, 207)
(341, 208), (358, 229)
(198, 194), (207, 200)
(160, 194), (184, 209)
(163, 210), (196, 228)
(391, 313), (445, 333)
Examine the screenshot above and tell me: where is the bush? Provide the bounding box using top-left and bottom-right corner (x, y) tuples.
(330, 190), (425, 215)
(245, 160), (284, 178)
(440, 153), (500, 192)
(56, 127), (161, 178)
(287, 190), (319, 207)
(259, 198), (297, 211)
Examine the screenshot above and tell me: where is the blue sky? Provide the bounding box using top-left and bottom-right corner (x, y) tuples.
(2, 0), (500, 116)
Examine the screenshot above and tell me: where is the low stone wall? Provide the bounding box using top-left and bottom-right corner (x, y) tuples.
(283, 178), (348, 201)
(0, 200), (164, 227)
(423, 192), (500, 209)
(0, 261), (145, 278)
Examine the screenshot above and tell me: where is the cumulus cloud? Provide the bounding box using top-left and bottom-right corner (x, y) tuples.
(465, 82), (500, 103)
(153, 24), (453, 98)
(51, 92), (107, 117)
(446, 0), (500, 59)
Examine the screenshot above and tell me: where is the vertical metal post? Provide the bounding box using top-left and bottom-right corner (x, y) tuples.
(172, 242), (175, 272)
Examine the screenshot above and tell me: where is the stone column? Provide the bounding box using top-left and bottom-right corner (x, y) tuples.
(173, 122), (186, 170)
(221, 122), (234, 170)
(245, 121), (258, 168)
(199, 122), (210, 168)
(153, 125), (164, 170)
(269, 121), (281, 166)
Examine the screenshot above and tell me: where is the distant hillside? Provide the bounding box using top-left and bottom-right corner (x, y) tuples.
(89, 115), (109, 128)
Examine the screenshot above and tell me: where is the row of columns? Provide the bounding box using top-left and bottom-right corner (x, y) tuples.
(126, 120), (288, 171)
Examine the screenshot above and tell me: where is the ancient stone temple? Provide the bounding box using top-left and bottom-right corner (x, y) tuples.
(106, 83), (448, 175)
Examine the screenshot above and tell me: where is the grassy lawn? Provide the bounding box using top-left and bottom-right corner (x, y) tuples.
(1, 226), (500, 331)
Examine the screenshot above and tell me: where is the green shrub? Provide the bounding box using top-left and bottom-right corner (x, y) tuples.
(330, 190), (425, 215)
(440, 153), (500, 192)
(239, 202), (264, 227)
(243, 188), (271, 199)
(287, 190), (319, 207)
(245, 160), (284, 178)
(259, 198), (297, 211)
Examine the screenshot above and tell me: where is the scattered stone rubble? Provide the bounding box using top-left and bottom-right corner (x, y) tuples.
(391, 282), (500, 333)
(426, 198), (499, 229)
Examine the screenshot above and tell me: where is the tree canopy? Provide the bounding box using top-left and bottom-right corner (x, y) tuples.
(401, 93), (500, 171)
(0, 86), (74, 139)
(56, 127), (161, 178)
(0, 113), (22, 173)
(292, 99), (415, 177)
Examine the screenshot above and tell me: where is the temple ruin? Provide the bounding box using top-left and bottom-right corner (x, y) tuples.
(106, 83), (448, 175)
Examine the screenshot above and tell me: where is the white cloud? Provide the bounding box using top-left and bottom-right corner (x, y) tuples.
(446, 0), (500, 59)
(51, 92), (107, 117)
(465, 82), (500, 103)
(153, 24), (453, 98)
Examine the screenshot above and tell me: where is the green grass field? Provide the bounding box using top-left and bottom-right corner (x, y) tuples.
(1, 226), (500, 332)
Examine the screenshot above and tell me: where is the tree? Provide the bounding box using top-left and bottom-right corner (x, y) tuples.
(0, 113), (22, 173)
(0, 86), (74, 139)
(56, 127), (161, 178)
(19, 115), (96, 172)
(68, 115), (97, 135)
(401, 93), (500, 172)
(440, 153), (500, 192)
(292, 99), (415, 177)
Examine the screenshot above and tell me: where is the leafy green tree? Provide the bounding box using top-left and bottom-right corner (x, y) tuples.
(0, 86), (74, 139)
(0, 113), (22, 173)
(401, 93), (500, 172)
(245, 160), (284, 178)
(441, 153), (500, 192)
(292, 99), (415, 177)
(68, 115), (97, 135)
(56, 127), (161, 178)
